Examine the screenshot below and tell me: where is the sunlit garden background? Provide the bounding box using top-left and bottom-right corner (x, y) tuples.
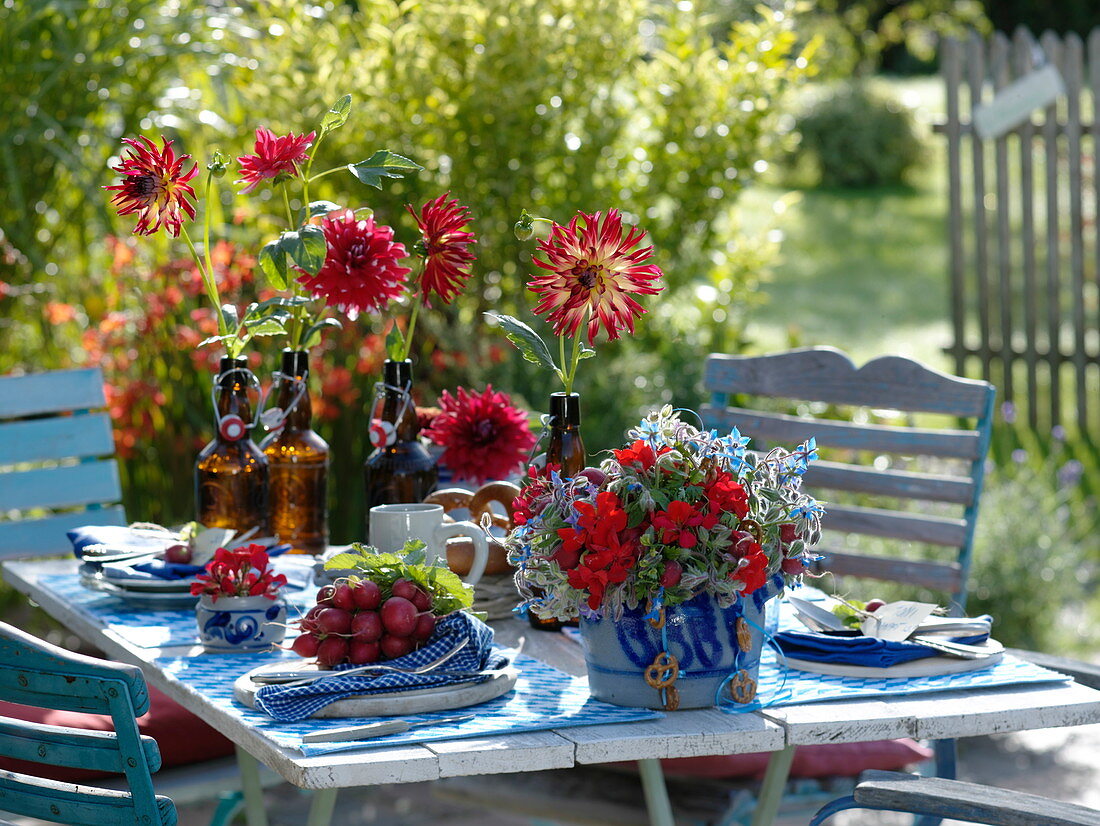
(2, 0), (1098, 655)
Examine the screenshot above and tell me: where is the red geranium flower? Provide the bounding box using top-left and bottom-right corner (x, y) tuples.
(651, 499), (713, 548)
(612, 439), (670, 472)
(705, 472), (749, 519)
(190, 544), (287, 601)
(529, 209), (664, 344)
(730, 546), (769, 595)
(423, 385), (536, 484)
(298, 209), (411, 319)
(235, 127), (315, 193)
(105, 136), (198, 237)
(406, 193), (477, 306)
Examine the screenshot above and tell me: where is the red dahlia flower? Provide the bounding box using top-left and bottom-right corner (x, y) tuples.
(235, 127), (315, 193)
(406, 193), (477, 306)
(423, 385), (535, 484)
(529, 209), (664, 344)
(298, 209), (411, 319)
(105, 136), (198, 237)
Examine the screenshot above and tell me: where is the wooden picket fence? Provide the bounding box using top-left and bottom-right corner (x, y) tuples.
(940, 29), (1100, 434)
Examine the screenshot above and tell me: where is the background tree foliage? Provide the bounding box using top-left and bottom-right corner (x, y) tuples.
(1, 0), (816, 540)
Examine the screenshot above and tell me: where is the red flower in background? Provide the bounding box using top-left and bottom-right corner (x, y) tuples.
(298, 209), (410, 319)
(235, 127), (315, 193)
(105, 136), (198, 237)
(423, 385), (535, 484)
(529, 209), (663, 344)
(406, 193), (477, 306)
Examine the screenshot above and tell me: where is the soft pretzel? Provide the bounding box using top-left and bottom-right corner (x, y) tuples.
(468, 481), (522, 530)
(423, 488), (473, 513)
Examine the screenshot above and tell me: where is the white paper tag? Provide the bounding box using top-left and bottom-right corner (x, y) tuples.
(860, 601), (937, 641)
(973, 63), (1064, 140)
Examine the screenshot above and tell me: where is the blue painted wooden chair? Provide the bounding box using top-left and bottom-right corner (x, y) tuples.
(0, 367), (126, 558)
(809, 659), (1100, 825)
(0, 619), (176, 825)
(699, 346), (996, 826)
(810, 770), (1100, 825)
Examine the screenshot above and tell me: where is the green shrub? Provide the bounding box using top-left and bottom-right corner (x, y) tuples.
(791, 82), (925, 188)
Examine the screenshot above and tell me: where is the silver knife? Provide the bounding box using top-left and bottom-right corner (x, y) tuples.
(301, 714), (475, 743)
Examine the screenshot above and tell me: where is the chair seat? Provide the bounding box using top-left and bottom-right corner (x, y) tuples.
(0, 683), (235, 783)
(660, 739), (933, 780)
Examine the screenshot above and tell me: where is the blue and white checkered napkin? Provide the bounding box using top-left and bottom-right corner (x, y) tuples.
(254, 612), (504, 722)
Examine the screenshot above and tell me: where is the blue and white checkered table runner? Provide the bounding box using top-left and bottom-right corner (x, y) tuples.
(156, 647), (662, 756)
(40, 573), (316, 648)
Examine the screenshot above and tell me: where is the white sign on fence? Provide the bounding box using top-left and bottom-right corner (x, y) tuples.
(972, 63), (1065, 139)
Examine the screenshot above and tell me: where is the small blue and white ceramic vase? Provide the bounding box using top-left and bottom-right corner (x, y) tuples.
(579, 585), (778, 709)
(195, 594), (286, 654)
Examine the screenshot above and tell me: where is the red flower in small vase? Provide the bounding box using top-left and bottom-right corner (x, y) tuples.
(529, 209), (664, 344)
(298, 209), (411, 319)
(705, 472), (749, 519)
(190, 544), (287, 602)
(423, 385), (535, 484)
(105, 136), (198, 237)
(406, 193), (477, 306)
(235, 127), (315, 193)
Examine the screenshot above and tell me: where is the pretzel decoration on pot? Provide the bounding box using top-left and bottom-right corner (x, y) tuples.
(727, 670), (757, 704)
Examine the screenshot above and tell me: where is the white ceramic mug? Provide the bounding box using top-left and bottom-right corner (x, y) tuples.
(368, 503), (490, 585)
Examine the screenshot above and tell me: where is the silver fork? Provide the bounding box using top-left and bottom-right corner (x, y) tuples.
(256, 638), (470, 688)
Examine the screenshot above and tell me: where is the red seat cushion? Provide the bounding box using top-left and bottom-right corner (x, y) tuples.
(660, 739), (933, 780)
(0, 684), (235, 783)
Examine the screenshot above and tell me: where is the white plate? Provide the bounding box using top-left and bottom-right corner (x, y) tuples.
(234, 661), (518, 718)
(104, 577), (196, 593)
(784, 640), (1004, 679)
(97, 580), (200, 609)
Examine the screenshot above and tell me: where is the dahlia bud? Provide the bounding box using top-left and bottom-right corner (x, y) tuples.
(206, 150), (229, 179)
(514, 209), (535, 241)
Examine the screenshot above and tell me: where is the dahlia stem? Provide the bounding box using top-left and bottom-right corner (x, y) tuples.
(563, 325), (586, 395)
(399, 296), (422, 362)
(180, 226), (228, 338)
(559, 334), (568, 389)
(282, 187), (295, 228)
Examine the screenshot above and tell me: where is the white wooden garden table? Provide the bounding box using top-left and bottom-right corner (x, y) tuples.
(6, 558), (1100, 826)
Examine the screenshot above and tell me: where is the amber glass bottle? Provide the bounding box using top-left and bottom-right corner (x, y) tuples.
(261, 350), (329, 555)
(363, 360), (438, 530)
(529, 391), (586, 631)
(546, 392), (586, 477)
(195, 356), (269, 535)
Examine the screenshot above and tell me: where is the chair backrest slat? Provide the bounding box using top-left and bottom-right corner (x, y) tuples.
(0, 368), (123, 561)
(705, 350), (992, 417)
(699, 405), (984, 460)
(0, 715), (160, 774)
(0, 773), (175, 826)
(0, 413), (116, 465)
(0, 507), (127, 560)
(0, 461), (121, 512)
(702, 347), (995, 613)
(0, 623), (173, 825)
(0, 369), (107, 419)
(807, 461), (977, 506)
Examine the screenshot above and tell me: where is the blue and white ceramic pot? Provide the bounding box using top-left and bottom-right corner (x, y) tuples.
(579, 586), (778, 710)
(195, 594), (286, 653)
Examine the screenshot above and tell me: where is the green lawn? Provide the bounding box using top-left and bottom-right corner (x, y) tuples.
(741, 76), (955, 370)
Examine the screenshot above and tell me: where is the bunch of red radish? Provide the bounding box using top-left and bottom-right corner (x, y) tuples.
(290, 578), (438, 667)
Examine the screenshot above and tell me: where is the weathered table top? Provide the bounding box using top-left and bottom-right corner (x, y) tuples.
(5, 558), (1100, 791)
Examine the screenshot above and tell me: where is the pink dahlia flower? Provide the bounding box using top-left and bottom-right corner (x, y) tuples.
(297, 209), (410, 319)
(105, 136), (198, 237)
(235, 127), (315, 193)
(424, 385), (536, 484)
(529, 209), (664, 344)
(406, 193), (477, 306)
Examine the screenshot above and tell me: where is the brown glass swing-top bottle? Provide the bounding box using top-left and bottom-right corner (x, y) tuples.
(195, 356), (269, 535)
(261, 349), (329, 555)
(363, 359), (438, 530)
